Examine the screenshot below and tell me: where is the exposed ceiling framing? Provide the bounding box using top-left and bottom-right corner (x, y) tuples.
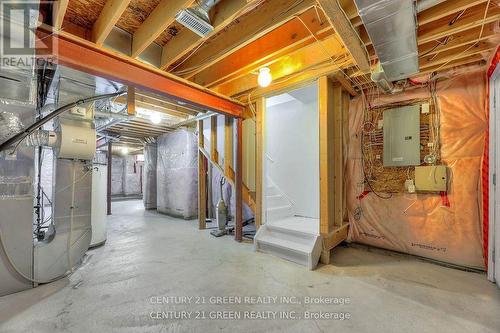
(48, 0), (499, 138)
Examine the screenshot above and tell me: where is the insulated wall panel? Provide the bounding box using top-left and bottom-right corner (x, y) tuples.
(157, 130), (198, 219)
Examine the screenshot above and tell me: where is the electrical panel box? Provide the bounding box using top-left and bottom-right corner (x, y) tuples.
(415, 165), (448, 192)
(383, 105), (420, 167)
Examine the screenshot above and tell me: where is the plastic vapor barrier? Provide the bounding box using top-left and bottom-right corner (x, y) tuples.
(143, 143), (157, 209)
(157, 129), (198, 219)
(111, 156), (124, 195)
(124, 156), (142, 195)
(210, 165), (254, 223)
(347, 69), (487, 269)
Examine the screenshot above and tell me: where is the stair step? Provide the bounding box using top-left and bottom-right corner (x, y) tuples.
(266, 205), (293, 221)
(254, 225), (322, 270)
(265, 194), (289, 208)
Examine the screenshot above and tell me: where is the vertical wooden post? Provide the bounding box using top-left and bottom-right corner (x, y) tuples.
(235, 117), (243, 242)
(107, 141), (112, 216)
(255, 98), (265, 230)
(211, 115), (218, 164)
(319, 76), (335, 235)
(198, 120), (207, 230)
(318, 76), (349, 264)
(224, 116), (233, 178)
(127, 86), (136, 115)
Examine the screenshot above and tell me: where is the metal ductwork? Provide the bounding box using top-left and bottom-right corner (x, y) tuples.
(176, 0), (222, 37)
(354, 0), (419, 82)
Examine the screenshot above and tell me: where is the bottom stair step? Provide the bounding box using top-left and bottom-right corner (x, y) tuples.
(254, 225), (322, 270)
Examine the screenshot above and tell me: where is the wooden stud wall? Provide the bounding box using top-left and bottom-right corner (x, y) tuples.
(318, 76), (349, 264)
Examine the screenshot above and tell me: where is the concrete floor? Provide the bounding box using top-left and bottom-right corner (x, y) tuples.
(1, 200), (500, 333)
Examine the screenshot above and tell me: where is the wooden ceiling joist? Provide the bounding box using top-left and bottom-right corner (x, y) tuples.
(418, 3), (500, 45)
(131, 0), (193, 58)
(172, 0), (316, 79)
(191, 7), (333, 88)
(417, 0), (488, 26)
(418, 23), (499, 58)
(91, 0), (132, 45)
(419, 40), (496, 69)
(160, 0), (260, 70)
(215, 34), (348, 97)
(317, 0), (371, 73)
(52, 0), (69, 31)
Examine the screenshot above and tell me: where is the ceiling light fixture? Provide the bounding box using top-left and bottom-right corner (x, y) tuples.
(257, 67), (272, 88)
(150, 113), (162, 124)
(121, 147), (129, 155)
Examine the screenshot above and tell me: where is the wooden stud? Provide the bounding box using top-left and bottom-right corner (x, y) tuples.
(107, 140), (112, 215)
(198, 120), (207, 230)
(235, 118), (243, 242)
(319, 76), (335, 235)
(131, 0), (194, 58)
(332, 84), (343, 229)
(255, 98), (265, 230)
(52, 0), (69, 31)
(224, 116), (233, 177)
(211, 116), (218, 164)
(91, 0), (132, 45)
(127, 86), (136, 115)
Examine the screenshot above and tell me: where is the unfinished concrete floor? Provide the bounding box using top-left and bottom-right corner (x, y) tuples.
(1, 200), (500, 333)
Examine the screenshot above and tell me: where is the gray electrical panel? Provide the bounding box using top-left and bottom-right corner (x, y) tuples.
(383, 105), (420, 167)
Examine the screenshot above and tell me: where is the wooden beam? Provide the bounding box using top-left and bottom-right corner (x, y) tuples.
(37, 27), (244, 118)
(91, 0), (132, 45)
(215, 35), (347, 97)
(317, 0), (370, 73)
(235, 118), (243, 242)
(190, 8), (332, 88)
(198, 120), (207, 230)
(173, 0), (316, 79)
(131, 0), (193, 58)
(52, 0), (68, 31)
(330, 72), (357, 96)
(255, 98), (265, 231)
(161, 0), (259, 70)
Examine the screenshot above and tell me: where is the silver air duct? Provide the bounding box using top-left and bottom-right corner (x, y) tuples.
(354, 0), (419, 82)
(176, 0), (222, 37)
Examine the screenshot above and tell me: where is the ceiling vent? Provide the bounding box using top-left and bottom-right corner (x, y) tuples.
(176, 0), (222, 37)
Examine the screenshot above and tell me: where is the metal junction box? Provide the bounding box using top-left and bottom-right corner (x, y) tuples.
(415, 165), (448, 192)
(383, 105), (420, 167)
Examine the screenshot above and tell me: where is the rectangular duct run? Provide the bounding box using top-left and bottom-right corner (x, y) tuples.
(355, 0), (419, 81)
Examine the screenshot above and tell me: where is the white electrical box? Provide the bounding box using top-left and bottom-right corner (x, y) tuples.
(415, 165), (448, 192)
(383, 105), (421, 167)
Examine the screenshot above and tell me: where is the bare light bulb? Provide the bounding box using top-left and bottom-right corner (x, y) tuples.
(257, 67), (272, 88)
(150, 113), (162, 124)
(121, 147), (129, 155)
